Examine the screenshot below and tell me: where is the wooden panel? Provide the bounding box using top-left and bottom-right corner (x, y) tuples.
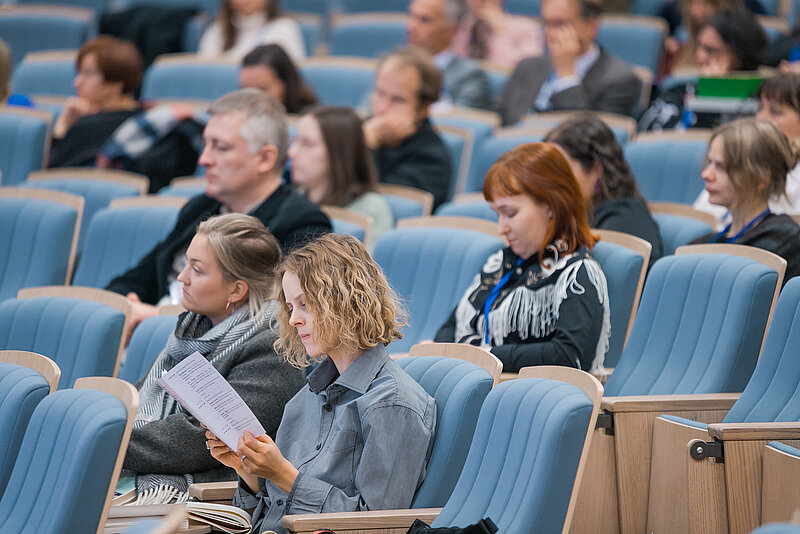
(724, 440), (769, 534)
(282, 508), (441, 534)
(187, 481), (237, 501)
(708, 422), (800, 440)
(687, 439), (728, 534)
(615, 408), (728, 534)
(762, 443), (800, 524)
(569, 426), (620, 534)
(602, 393), (740, 412)
(647, 416), (712, 533)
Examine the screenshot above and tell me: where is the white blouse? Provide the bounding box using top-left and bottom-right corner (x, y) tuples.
(198, 13), (305, 63)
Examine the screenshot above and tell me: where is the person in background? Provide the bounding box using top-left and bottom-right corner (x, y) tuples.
(289, 106), (393, 250)
(198, 0), (305, 62)
(240, 44), (317, 114)
(50, 36), (143, 168)
(122, 214), (305, 498)
(495, 0), (640, 125)
(407, 0), (491, 110)
(695, 73), (800, 218)
(435, 142), (610, 373)
(451, 0), (544, 69)
(691, 118), (800, 284)
(545, 114), (664, 269)
(106, 89), (331, 336)
(207, 233), (436, 534)
(363, 47), (452, 209)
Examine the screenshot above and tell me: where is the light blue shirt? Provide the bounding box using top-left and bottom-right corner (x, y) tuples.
(233, 344), (436, 534)
(534, 44), (601, 111)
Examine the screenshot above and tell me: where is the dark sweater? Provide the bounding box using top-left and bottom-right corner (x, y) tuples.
(124, 325), (306, 483)
(107, 184), (331, 304)
(50, 109), (140, 168)
(594, 197), (664, 270)
(372, 118), (452, 210)
(691, 213), (800, 286)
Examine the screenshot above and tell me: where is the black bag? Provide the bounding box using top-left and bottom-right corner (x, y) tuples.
(405, 517), (498, 534)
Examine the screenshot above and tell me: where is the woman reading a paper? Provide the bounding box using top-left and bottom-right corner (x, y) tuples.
(122, 213), (305, 498)
(206, 234), (436, 534)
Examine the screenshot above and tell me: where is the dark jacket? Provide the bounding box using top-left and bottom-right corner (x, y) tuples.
(594, 197), (664, 270)
(50, 109), (140, 168)
(373, 118), (452, 210)
(107, 184), (331, 303)
(124, 325), (306, 483)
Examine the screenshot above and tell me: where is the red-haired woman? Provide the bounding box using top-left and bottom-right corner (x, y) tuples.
(434, 142), (610, 373)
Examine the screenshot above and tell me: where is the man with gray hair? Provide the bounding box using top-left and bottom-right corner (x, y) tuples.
(407, 0), (490, 109)
(107, 88), (331, 331)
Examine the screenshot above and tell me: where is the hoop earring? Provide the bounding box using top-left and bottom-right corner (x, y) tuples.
(225, 300), (232, 314)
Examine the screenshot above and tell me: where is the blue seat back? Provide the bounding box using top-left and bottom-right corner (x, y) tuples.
(20, 178), (142, 251)
(596, 18), (665, 74)
(396, 356), (493, 507)
(374, 227), (504, 352)
(329, 19), (407, 57)
(591, 240), (645, 368)
(119, 315), (177, 384)
(435, 200), (497, 222)
(605, 253), (777, 396)
(750, 524), (800, 534)
(297, 16), (322, 55)
(158, 185), (206, 198)
(0, 388), (127, 532)
(724, 277), (800, 423)
(653, 213), (713, 256)
(335, 0), (411, 12)
(0, 196), (77, 301)
(141, 60), (239, 101)
(0, 110), (49, 186)
(330, 219), (367, 242)
(11, 55), (76, 97)
(436, 128), (466, 201)
(0, 10), (94, 68)
(300, 63), (376, 107)
(72, 205), (181, 289)
(484, 69), (508, 104)
(380, 194), (427, 221)
(432, 377), (594, 532)
(0, 363), (50, 495)
(504, 0), (541, 15)
(468, 132), (544, 193)
(0, 297), (124, 388)
(17, 0), (107, 16)
(284, 0), (328, 15)
(625, 138), (707, 204)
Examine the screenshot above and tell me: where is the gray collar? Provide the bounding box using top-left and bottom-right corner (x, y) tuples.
(307, 344), (389, 395)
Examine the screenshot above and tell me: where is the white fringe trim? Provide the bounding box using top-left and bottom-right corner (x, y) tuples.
(454, 258), (611, 373)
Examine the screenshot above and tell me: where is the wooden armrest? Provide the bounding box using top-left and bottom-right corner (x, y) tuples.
(187, 480), (238, 501)
(282, 508), (442, 532)
(707, 422), (800, 441)
(601, 393), (741, 413)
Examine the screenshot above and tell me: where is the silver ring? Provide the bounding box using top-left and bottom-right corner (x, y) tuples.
(241, 454), (246, 463)
(206, 442), (210, 450)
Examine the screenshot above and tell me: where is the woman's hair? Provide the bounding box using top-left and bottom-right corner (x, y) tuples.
(544, 114), (642, 205)
(758, 73), (800, 115)
(305, 106), (378, 206)
(483, 142), (596, 262)
(76, 36), (143, 95)
(0, 38), (10, 103)
(195, 213), (282, 317)
(700, 7), (766, 71)
(241, 44), (317, 113)
(710, 117), (799, 206)
(220, 0), (281, 51)
(275, 234), (405, 368)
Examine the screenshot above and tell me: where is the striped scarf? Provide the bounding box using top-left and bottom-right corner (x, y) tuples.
(133, 306), (266, 494)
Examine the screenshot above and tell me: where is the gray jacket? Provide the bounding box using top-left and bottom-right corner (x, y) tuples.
(444, 55), (491, 110)
(124, 327), (306, 483)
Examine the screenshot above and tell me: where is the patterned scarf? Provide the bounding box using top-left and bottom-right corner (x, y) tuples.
(133, 306), (266, 494)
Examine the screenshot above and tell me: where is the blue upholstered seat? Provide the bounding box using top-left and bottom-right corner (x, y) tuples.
(0, 386), (129, 532)
(328, 16), (407, 58)
(504, 0), (541, 15)
(72, 204), (181, 288)
(0, 297), (125, 387)
(373, 227), (504, 352)
(0, 7), (94, 68)
(0, 194), (79, 301)
(431, 377), (595, 532)
(435, 200), (497, 222)
(466, 131), (544, 193)
(396, 356), (493, 507)
(283, 0), (328, 15)
(20, 175), (144, 251)
(750, 525), (800, 534)
(335, 0), (411, 12)
(653, 212), (713, 255)
(625, 137), (708, 204)
(330, 219), (367, 242)
(591, 239), (646, 368)
(11, 52), (76, 98)
(435, 127), (467, 201)
(0, 363), (51, 496)
(605, 252), (778, 396)
(141, 57), (239, 101)
(596, 16), (667, 75)
(300, 60), (376, 108)
(119, 315), (177, 384)
(0, 109), (50, 187)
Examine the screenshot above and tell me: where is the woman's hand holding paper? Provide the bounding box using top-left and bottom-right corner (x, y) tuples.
(237, 430), (299, 495)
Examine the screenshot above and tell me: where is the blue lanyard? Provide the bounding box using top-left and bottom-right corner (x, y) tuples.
(483, 258), (523, 344)
(713, 209), (770, 244)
